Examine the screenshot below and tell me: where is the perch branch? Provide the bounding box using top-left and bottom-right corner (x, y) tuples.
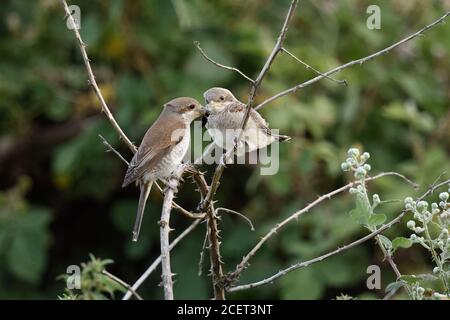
(255, 11), (450, 110)
(228, 178), (450, 292)
(201, 0), (299, 215)
(195, 1), (299, 299)
(122, 219), (201, 300)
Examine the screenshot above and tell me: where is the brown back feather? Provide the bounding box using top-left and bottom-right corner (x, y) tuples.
(122, 109), (186, 187)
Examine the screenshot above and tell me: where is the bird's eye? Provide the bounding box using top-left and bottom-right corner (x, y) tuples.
(189, 104), (195, 110)
(219, 96), (225, 101)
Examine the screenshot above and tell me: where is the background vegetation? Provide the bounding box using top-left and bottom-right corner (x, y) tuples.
(0, 0), (449, 299)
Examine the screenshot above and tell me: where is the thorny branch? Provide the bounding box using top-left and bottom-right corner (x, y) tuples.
(65, 0), (450, 300)
(102, 270), (143, 300)
(60, 0), (137, 153)
(229, 178), (450, 293)
(194, 41), (255, 84)
(62, 0), (210, 300)
(122, 219), (201, 300)
(194, 0), (300, 300)
(280, 47), (347, 86)
(255, 11), (450, 110)
(225, 172), (418, 285)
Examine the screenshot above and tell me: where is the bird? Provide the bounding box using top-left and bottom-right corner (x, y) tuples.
(203, 87), (290, 154)
(122, 97), (205, 242)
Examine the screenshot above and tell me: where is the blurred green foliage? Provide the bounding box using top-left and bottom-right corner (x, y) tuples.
(0, 0), (449, 299)
(58, 254), (126, 300)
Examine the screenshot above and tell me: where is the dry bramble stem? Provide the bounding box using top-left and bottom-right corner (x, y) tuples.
(226, 172), (418, 285)
(62, 0), (211, 300)
(60, 0), (137, 153)
(228, 178), (450, 292)
(255, 11), (450, 110)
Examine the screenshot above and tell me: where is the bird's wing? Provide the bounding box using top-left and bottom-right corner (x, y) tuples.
(122, 112), (186, 187)
(227, 101), (245, 113)
(227, 101), (272, 135)
(249, 109), (272, 136)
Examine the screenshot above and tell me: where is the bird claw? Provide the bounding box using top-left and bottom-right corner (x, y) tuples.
(163, 176), (179, 193)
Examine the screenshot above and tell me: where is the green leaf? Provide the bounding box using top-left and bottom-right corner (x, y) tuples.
(385, 281), (405, 294)
(349, 194), (371, 225)
(378, 235), (392, 252)
(368, 214), (386, 227)
(392, 237), (413, 251)
(398, 274), (437, 284)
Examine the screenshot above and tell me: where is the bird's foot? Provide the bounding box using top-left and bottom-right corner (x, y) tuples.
(181, 162), (197, 174)
(163, 176), (179, 193)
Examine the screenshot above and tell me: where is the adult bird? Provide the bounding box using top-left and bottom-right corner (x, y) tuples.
(122, 97), (205, 241)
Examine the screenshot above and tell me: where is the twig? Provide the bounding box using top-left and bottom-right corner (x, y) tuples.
(228, 178), (450, 292)
(102, 270), (143, 300)
(374, 235), (410, 296)
(194, 1), (300, 299)
(201, 0), (299, 217)
(206, 205), (225, 299)
(281, 47), (347, 86)
(61, 0), (137, 153)
(99, 134), (129, 166)
(226, 171), (418, 284)
(154, 181), (206, 219)
(63, 0), (211, 300)
(228, 212), (406, 292)
(198, 227), (209, 276)
(123, 219), (201, 300)
(158, 168), (187, 300)
(255, 11), (450, 110)
(216, 207), (255, 231)
(194, 41), (255, 84)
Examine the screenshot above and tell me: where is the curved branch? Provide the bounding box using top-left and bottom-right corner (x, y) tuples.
(255, 11), (450, 110)
(228, 210), (407, 292)
(194, 41), (255, 84)
(61, 0), (137, 153)
(228, 178), (450, 292)
(226, 172), (418, 283)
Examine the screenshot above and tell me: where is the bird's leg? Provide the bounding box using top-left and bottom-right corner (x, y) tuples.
(180, 161), (196, 175)
(165, 178), (179, 193)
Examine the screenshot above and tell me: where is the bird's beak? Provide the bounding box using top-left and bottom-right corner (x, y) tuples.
(201, 105), (210, 117)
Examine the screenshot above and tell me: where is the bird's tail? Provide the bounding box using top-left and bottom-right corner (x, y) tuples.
(132, 181), (153, 242)
(274, 134), (291, 142)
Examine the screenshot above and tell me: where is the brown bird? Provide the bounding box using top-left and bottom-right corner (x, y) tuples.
(203, 87), (290, 153)
(122, 97), (205, 242)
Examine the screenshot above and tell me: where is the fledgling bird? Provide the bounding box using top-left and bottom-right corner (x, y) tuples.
(122, 97), (205, 242)
(203, 87), (290, 153)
